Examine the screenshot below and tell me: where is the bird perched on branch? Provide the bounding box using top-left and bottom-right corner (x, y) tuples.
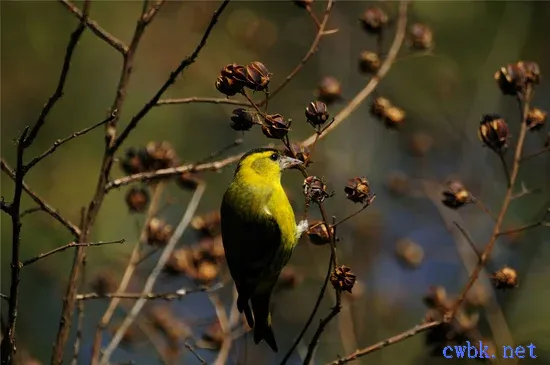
(221, 148), (308, 352)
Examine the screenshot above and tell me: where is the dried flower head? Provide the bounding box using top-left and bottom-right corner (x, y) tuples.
(330, 265), (356, 293)
(90, 270), (117, 296)
(359, 6), (388, 34)
(410, 132), (433, 157)
(408, 23), (434, 50)
(191, 211), (221, 237)
(306, 221), (333, 245)
(177, 172), (202, 191)
(262, 113), (290, 139)
(164, 248), (193, 275)
(441, 180), (470, 209)
(478, 114), (510, 153)
(230, 108), (256, 131)
(146, 141), (178, 170)
(370, 97), (392, 118)
(526, 108), (547, 130)
(494, 61), (540, 96)
(303, 176), (329, 203)
(125, 187), (149, 213)
(395, 238), (424, 269)
(216, 63), (247, 96)
(120, 147), (151, 175)
(315, 76), (342, 104)
(277, 266), (303, 290)
(358, 51), (381, 74)
(292, 0), (313, 8)
(344, 176), (373, 205)
(285, 143), (312, 167)
(491, 266), (518, 290)
(384, 106), (406, 128)
(147, 217), (173, 247)
(196, 261), (219, 284)
(245, 61), (271, 91)
(198, 235), (225, 263)
(305, 100), (330, 127)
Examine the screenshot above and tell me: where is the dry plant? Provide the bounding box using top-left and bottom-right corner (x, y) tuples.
(1, 1), (549, 365)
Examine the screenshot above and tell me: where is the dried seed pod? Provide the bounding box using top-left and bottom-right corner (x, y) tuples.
(305, 100), (330, 126)
(120, 147), (151, 175)
(89, 270), (117, 296)
(306, 221), (333, 245)
(196, 261), (219, 284)
(146, 141), (178, 170)
(410, 132), (433, 157)
(344, 176), (373, 205)
(230, 108), (256, 131)
(408, 23), (434, 50)
(244, 61), (271, 91)
(261, 113), (290, 139)
(441, 180), (470, 209)
(330, 265), (356, 293)
(358, 51), (381, 74)
(303, 176), (329, 203)
(359, 6), (388, 34)
(125, 187), (149, 212)
(164, 248), (193, 275)
(198, 235), (225, 263)
(315, 76), (342, 104)
(277, 266), (303, 290)
(285, 143), (312, 167)
(292, 0), (313, 8)
(191, 211), (221, 237)
(384, 106), (406, 129)
(494, 61), (540, 96)
(216, 63), (247, 96)
(147, 218), (173, 247)
(478, 114), (510, 153)
(423, 286), (448, 309)
(491, 266), (518, 290)
(370, 97), (392, 118)
(176, 172), (202, 191)
(526, 108), (547, 130)
(395, 238), (424, 269)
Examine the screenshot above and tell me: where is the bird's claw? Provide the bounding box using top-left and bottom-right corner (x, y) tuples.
(296, 219), (309, 239)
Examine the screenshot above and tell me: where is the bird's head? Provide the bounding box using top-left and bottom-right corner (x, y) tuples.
(235, 148), (303, 180)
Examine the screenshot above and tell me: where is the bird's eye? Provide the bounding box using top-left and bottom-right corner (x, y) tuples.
(270, 153), (278, 161)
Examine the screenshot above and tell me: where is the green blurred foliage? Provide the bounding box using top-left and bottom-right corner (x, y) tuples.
(1, 1), (550, 364)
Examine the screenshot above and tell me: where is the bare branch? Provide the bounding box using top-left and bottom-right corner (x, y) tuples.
(497, 208), (550, 236)
(100, 183), (207, 364)
(453, 221), (481, 260)
(0, 293), (9, 302)
(521, 145), (550, 161)
(1, 159), (81, 237)
(155, 96), (250, 107)
(77, 283), (221, 301)
(58, 0), (128, 54)
(25, 111), (117, 171)
(325, 321), (442, 365)
(21, 239), (125, 267)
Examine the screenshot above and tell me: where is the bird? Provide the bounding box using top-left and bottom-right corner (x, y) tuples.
(220, 147), (309, 352)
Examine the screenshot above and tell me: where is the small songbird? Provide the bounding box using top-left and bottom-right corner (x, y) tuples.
(220, 148), (309, 352)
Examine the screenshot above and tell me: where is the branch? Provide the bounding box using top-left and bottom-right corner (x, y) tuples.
(99, 183), (207, 364)
(1, 159), (81, 237)
(25, 111), (117, 171)
(21, 239), (125, 267)
(325, 321), (442, 365)
(155, 96), (250, 107)
(23, 0), (90, 148)
(58, 0), (128, 54)
(77, 284), (220, 301)
(110, 0), (232, 152)
(445, 86), (534, 321)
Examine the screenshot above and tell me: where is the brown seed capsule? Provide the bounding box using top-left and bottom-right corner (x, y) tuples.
(306, 221), (333, 245)
(305, 100), (330, 126)
(196, 261), (219, 284)
(176, 172), (202, 191)
(395, 238), (424, 269)
(358, 51), (381, 74)
(261, 113), (290, 139)
(191, 211), (221, 238)
(120, 147), (151, 175)
(221, 63), (248, 83)
(244, 61), (271, 91)
(90, 270), (117, 296)
(330, 265), (356, 293)
(384, 106), (406, 129)
(146, 141), (178, 170)
(164, 248), (193, 275)
(292, 0), (313, 8)
(410, 132), (433, 157)
(526, 108), (547, 130)
(125, 187), (149, 213)
(315, 76), (342, 104)
(494, 61), (540, 96)
(491, 266), (518, 290)
(303, 176), (329, 203)
(198, 235), (225, 263)
(230, 108), (256, 131)
(344, 176), (373, 205)
(370, 97), (392, 118)
(422, 286), (447, 309)
(277, 266), (303, 290)
(478, 114), (510, 152)
(408, 23), (434, 50)
(359, 6), (388, 34)
(285, 143), (312, 167)
(441, 180), (470, 209)
(147, 217), (173, 247)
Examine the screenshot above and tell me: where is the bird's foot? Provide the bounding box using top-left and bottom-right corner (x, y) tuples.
(296, 219), (309, 239)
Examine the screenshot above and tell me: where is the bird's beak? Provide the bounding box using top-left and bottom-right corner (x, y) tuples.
(278, 156), (303, 170)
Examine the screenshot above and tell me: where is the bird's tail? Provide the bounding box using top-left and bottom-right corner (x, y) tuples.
(250, 290), (278, 352)
(237, 294), (254, 329)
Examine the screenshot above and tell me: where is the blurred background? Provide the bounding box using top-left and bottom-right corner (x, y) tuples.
(1, 1), (550, 364)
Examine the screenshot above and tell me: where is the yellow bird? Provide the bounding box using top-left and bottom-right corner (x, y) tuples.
(220, 148), (308, 352)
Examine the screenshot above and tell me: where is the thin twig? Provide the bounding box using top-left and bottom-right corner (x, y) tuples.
(0, 294), (9, 302)
(25, 111), (117, 171)
(453, 221), (481, 260)
(19, 207), (43, 218)
(156, 96), (250, 107)
(100, 183), (207, 364)
(21, 239), (125, 267)
(472, 197), (497, 221)
(184, 342), (207, 365)
(195, 138), (243, 165)
(77, 283), (222, 301)
(71, 208), (87, 365)
(498, 152), (512, 187)
(1, 159), (81, 237)
(521, 146), (550, 161)
(325, 321), (442, 364)
(445, 86), (534, 321)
